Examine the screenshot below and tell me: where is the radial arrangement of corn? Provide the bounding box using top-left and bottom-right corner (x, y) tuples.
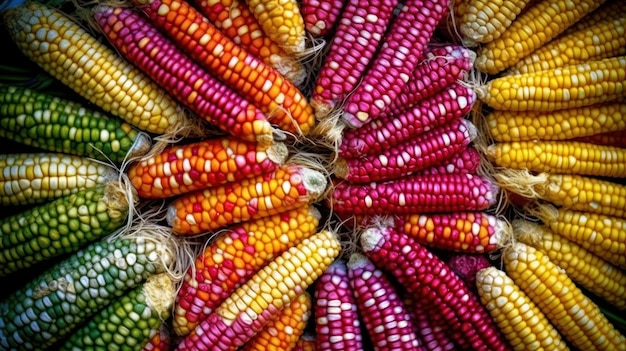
(1, 0), (625, 350)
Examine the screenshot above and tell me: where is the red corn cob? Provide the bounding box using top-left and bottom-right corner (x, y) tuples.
(341, 0), (449, 128)
(127, 137), (288, 199)
(167, 164), (327, 235)
(385, 44), (476, 116)
(392, 212), (507, 254)
(132, 0), (315, 137)
(572, 130), (626, 148)
(190, 0), (305, 85)
(339, 83), (476, 158)
(175, 230), (342, 351)
(310, 0), (400, 120)
(446, 253), (493, 291)
(329, 173), (499, 216)
(173, 205), (320, 336)
(419, 147), (482, 175)
(360, 225), (512, 351)
(301, 0), (347, 37)
(403, 296), (456, 351)
(314, 259), (364, 351)
(335, 119), (477, 183)
(347, 252), (424, 351)
(93, 6), (279, 145)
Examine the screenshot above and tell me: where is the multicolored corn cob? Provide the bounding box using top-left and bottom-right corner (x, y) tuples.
(142, 324), (172, 351)
(301, 0), (346, 37)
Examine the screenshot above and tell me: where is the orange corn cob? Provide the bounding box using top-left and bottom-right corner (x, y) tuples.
(127, 137), (288, 199)
(167, 164), (328, 235)
(172, 205), (320, 336)
(293, 334), (317, 351)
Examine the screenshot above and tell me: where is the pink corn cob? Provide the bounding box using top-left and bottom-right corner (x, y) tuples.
(310, 0), (399, 119)
(386, 44), (476, 116)
(93, 6), (277, 145)
(572, 130), (626, 148)
(360, 226), (513, 351)
(334, 119), (476, 183)
(403, 296), (456, 351)
(314, 260), (364, 351)
(339, 83), (476, 158)
(347, 253), (424, 351)
(419, 147), (482, 175)
(329, 173), (499, 216)
(301, 0), (347, 37)
(341, 0), (449, 128)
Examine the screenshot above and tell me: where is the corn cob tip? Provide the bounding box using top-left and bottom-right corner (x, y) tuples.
(126, 132), (153, 160)
(143, 273), (176, 319)
(346, 252), (370, 270)
(104, 180), (138, 220)
(359, 226), (386, 253)
(269, 142), (290, 164)
(299, 167), (329, 202)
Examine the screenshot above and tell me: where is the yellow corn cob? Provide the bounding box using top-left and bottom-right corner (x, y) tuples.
(476, 56), (626, 111)
(2, 1), (191, 136)
(562, 0), (626, 36)
(485, 102), (626, 142)
(474, 0), (606, 74)
(529, 203), (626, 270)
(507, 15), (626, 75)
(0, 152), (118, 206)
(514, 218), (626, 310)
(476, 266), (570, 351)
(459, 0), (534, 46)
(241, 291), (312, 351)
(247, 0), (306, 55)
(503, 242), (626, 350)
(487, 140), (626, 178)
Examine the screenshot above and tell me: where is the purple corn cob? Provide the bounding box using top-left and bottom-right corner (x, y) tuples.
(339, 83), (476, 158)
(419, 147), (482, 175)
(341, 0), (450, 128)
(347, 253), (425, 351)
(329, 173), (499, 216)
(93, 6), (277, 145)
(314, 260), (364, 351)
(334, 119), (476, 183)
(310, 0), (399, 120)
(302, 0), (347, 37)
(386, 44), (476, 115)
(360, 226), (513, 351)
(403, 296), (456, 351)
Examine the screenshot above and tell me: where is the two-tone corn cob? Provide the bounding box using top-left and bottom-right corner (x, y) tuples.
(458, 0), (534, 46)
(301, 0), (346, 37)
(127, 136), (288, 199)
(3, 1), (191, 136)
(175, 230), (342, 351)
(0, 152), (118, 206)
(503, 242), (626, 350)
(173, 205), (320, 336)
(58, 273), (175, 351)
(0, 234), (176, 350)
(0, 84), (151, 164)
(246, 0), (306, 55)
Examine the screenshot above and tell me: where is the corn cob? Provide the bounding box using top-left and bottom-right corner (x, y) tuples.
(476, 56), (626, 111)
(173, 205), (320, 336)
(0, 181), (134, 276)
(487, 140), (626, 178)
(191, 0), (306, 84)
(573, 130), (626, 147)
(329, 173), (499, 216)
(0, 84), (151, 163)
(58, 273), (174, 351)
(131, 0), (315, 137)
(514, 218), (626, 310)
(503, 242), (626, 350)
(3, 1), (190, 136)
(247, 0), (306, 55)
(476, 266), (570, 351)
(360, 225), (512, 351)
(0, 234), (176, 350)
(175, 230), (342, 351)
(241, 291), (312, 351)
(347, 253), (423, 351)
(0, 152), (118, 206)
(338, 83), (476, 159)
(142, 324), (172, 351)
(403, 296), (456, 351)
(446, 253), (492, 292)
(485, 102), (626, 142)
(335, 119), (476, 183)
(459, 0), (534, 46)
(530, 203), (626, 269)
(314, 259), (364, 351)
(301, 0), (346, 37)
(418, 146), (482, 175)
(341, 0), (449, 128)
(167, 164), (327, 235)
(474, 0), (606, 74)
(561, 0), (625, 36)
(93, 5), (279, 146)
(507, 15), (626, 75)
(127, 136), (288, 199)
(294, 334), (317, 351)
